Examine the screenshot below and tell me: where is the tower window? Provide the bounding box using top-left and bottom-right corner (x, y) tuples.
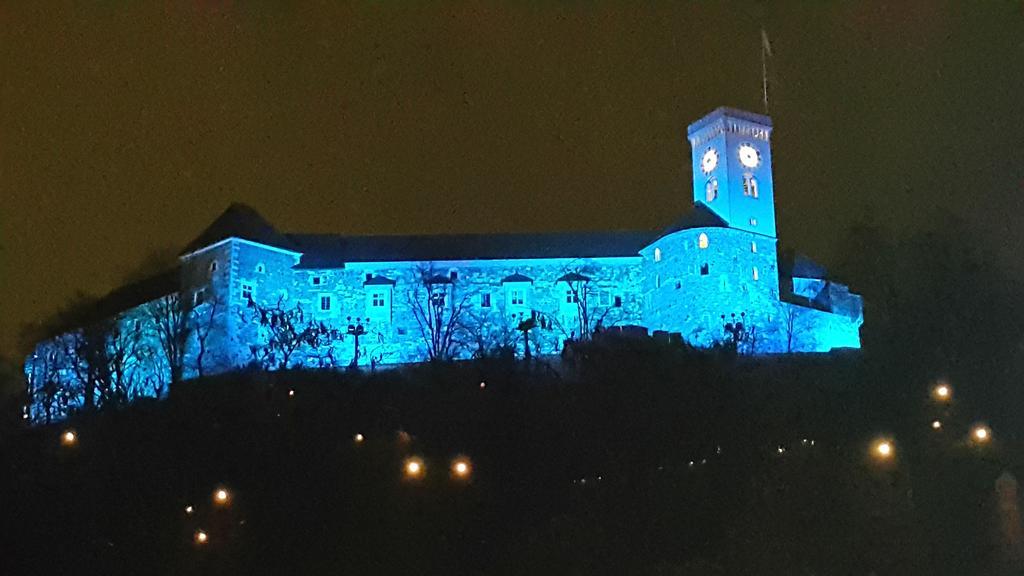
(752, 267), (760, 281)
(743, 175), (759, 198)
(751, 241), (757, 253)
(256, 263), (266, 274)
(700, 263), (709, 276)
(449, 270), (458, 281)
(654, 247), (662, 262)
(209, 260), (218, 273)
(749, 218), (758, 227)
(698, 233), (709, 249)
(480, 293), (491, 308)
(656, 274), (661, 289)
(705, 179), (718, 202)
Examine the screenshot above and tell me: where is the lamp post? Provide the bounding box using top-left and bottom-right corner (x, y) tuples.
(347, 317), (368, 369)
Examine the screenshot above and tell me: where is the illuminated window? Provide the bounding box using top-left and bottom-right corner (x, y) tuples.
(698, 233), (709, 249)
(654, 247), (662, 262)
(743, 175), (759, 198)
(749, 218), (758, 227)
(705, 179), (718, 202)
(752, 267), (760, 281)
(240, 282), (253, 302)
(511, 290), (525, 306)
(700, 263), (709, 276)
(751, 241), (757, 253)
(480, 293), (491, 308)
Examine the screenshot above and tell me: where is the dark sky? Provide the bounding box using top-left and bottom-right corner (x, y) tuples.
(2, 2), (1023, 356)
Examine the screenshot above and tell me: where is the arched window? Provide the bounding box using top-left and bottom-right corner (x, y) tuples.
(705, 179), (718, 202)
(653, 247), (662, 262)
(698, 233), (709, 249)
(255, 262), (266, 274)
(750, 242), (757, 253)
(743, 174), (759, 198)
(752, 267), (760, 281)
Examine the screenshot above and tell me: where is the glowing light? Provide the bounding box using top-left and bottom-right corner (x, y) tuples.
(404, 457), (425, 479)
(185, 505), (194, 515)
(61, 430), (77, 446)
(194, 530), (208, 545)
(873, 439), (894, 459)
(933, 383), (952, 401)
(451, 457), (472, 479)
(698, 233), (709, 249)
(972, 425), (991, 443)
(213, 488), (231, 506)
(931, 420), (942, 430)
(354, 433), (364, 443)
(479, 382), (486, 389)
(288, 389), (295, 397)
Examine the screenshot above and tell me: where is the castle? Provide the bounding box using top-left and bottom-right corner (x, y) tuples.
(24, 107), (862, 420)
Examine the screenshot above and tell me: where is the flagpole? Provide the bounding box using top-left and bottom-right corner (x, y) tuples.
(761, 28), (770, 115)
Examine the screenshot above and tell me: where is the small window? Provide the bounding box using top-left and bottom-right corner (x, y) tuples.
(656, 274), (661, 289)
(372, 293), (385, 307)
(700, 263), (709, 276)
(675, 280), (682, 290)
(365, 273), (373, 282)
(565, 290), (578, 304)
(613, 296), (622, 308)
(449, 270), (458, 281)
(480, 293), (491, 308)
(209, 260), (218, 273)
(749, 218), (758, 227)
(751, 241), (757, 253)
(698, 233), (709, 249)
(598, 290), (611, 306)
(255, 263), (266, 274)
(705, 179), (718, 202)
(752, 267), (760, 281)
(311, 275), (324, 286)
(319, 295), (332, 312)
(654, 247), (662, 262)
(743, 174), (759, 198)
(511, 290), (525, 306)
(241, 282), (254, 302)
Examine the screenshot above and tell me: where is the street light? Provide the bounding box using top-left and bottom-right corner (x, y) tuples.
(872, 438), (894, 460)
(194, 530), (208, 545)
(403, 457), (425, 479)
(61, 430), (77, 447)
(451, 457), (472, 479)
(931, 420), (942, 430)
(971, 424), (992, 444)
(932, 382), (952, 402)
(213, 487), (231, 506)
(354, 433), (365, 444)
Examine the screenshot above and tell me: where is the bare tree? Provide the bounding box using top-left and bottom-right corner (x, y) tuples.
(408, 266), (473, 362)
(781, 305), (802, 353)
(191, 290), (222, 377)
(242, 296), (333, 370)
(146, 292), (190, 387)
(545, 267), (618, 343)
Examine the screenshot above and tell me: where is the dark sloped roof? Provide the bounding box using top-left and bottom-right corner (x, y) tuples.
(659, 203), (728, 236)
(791, 254), (828, 279)
(363, 275), (396, 286)
(289, 230), (656, 268)
(180, 203), (300, 256)
(501, 273), (533, 283)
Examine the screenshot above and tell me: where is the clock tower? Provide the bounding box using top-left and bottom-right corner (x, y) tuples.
(687, 107), (777, 238)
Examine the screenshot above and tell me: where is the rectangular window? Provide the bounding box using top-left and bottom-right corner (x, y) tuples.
(449, 270), (458, 281)
(194, 288), (207, 307)
(240, 283), (253, 302)
(480, 293), (491, 308)
(752, 267), (760, 281)
(512, 290), (524, 306)
(598, 290), (611, 306)
(751, 241), (757, 253)
(372, 293), (385, 307)
(319, 295), (332, 312)
(749, 218), (758, 227)
(700, 263), (709, 276)
(311, 275), (324, 286)
(613, 296), (622, 308)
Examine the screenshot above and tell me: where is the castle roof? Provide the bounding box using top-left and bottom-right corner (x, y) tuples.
(659, 203), (729, 236)
(791, 254), (828, 280)
(289, 230), (656, 268)
(180, 203), (300, 256)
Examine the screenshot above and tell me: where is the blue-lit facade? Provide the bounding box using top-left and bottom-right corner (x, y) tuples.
(24, 107), (862, 421)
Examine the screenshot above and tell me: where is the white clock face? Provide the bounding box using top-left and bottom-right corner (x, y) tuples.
(701, 148), (719, 174)
(738, 144), (760, 169)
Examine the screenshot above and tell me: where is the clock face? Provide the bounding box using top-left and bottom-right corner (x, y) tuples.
(701, 148), (719, 174)
(738, 144), (760, 169)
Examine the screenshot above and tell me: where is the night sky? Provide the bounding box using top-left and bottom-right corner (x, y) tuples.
(2, 2), (1023, 357)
